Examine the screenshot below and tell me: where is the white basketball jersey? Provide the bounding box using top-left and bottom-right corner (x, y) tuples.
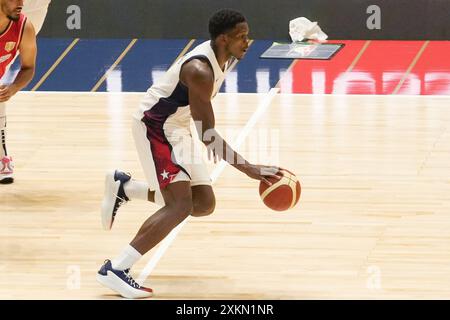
(135, 40), (235, 129)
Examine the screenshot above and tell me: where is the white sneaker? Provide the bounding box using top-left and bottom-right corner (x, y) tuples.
(0, 156), (14, 184)
(101, 170), (131, 230)
(96, 260), (153, 299)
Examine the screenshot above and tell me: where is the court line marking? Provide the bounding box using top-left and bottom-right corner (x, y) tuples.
(91, 39), (138, 92)
(31, 38), (80, 91)
(392, 41), (430, 95)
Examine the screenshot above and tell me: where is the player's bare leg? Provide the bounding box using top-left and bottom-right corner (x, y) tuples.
(97, 181), (195, 298)
(130, 181), (193, 253)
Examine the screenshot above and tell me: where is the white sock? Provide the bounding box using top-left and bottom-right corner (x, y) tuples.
(1, 111), (6, 158)
(111, 245), (142, 271)
(121, 177), (165, 206)
(123, 179), (149, 201)
(0, 130), (6, 159)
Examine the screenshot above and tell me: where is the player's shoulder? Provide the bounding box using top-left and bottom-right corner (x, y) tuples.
(18, 16), (37, 50)
(22, 17), (36, 36)
(181, 58), (214, 84)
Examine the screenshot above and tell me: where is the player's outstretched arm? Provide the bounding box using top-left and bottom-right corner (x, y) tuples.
(0, 19), (37, 102)
(181, 59), (281, 185)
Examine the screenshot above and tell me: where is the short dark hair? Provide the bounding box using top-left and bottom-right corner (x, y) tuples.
(208, 9), (247, 40)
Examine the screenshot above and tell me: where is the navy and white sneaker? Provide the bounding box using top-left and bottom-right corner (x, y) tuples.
(101, 170), (131, 230)
(96, 260), (153, 299)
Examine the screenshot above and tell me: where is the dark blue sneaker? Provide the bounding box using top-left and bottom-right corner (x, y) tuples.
(96, 260), (153, 299)
(101, 170), (131, 230)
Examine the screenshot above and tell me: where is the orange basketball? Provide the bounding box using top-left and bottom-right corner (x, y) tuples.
(259, 169), (301, 211)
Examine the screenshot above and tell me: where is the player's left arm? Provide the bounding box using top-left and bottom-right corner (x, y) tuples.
(0, 19), (37, 102)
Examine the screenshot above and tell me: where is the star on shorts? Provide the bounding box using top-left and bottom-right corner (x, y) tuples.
(160, 170), (170, 180)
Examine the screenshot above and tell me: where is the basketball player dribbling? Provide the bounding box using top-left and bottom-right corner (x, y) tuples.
(0, 0), (50, 184)
(97, 9), (283, 298)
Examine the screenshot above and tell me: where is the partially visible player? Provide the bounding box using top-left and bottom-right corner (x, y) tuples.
(0, 0), (49, 184)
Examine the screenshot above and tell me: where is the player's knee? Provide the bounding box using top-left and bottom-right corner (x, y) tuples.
(169, 196), (193, 218)
(192, 194), (216, 217)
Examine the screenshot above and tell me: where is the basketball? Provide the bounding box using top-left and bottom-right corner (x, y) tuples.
(259, 169), (301, 211)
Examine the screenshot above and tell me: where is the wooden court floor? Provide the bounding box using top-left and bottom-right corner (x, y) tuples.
(1, 92), (450, 299)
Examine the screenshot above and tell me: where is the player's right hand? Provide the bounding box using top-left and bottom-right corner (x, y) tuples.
(242, 164), (283, 186)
